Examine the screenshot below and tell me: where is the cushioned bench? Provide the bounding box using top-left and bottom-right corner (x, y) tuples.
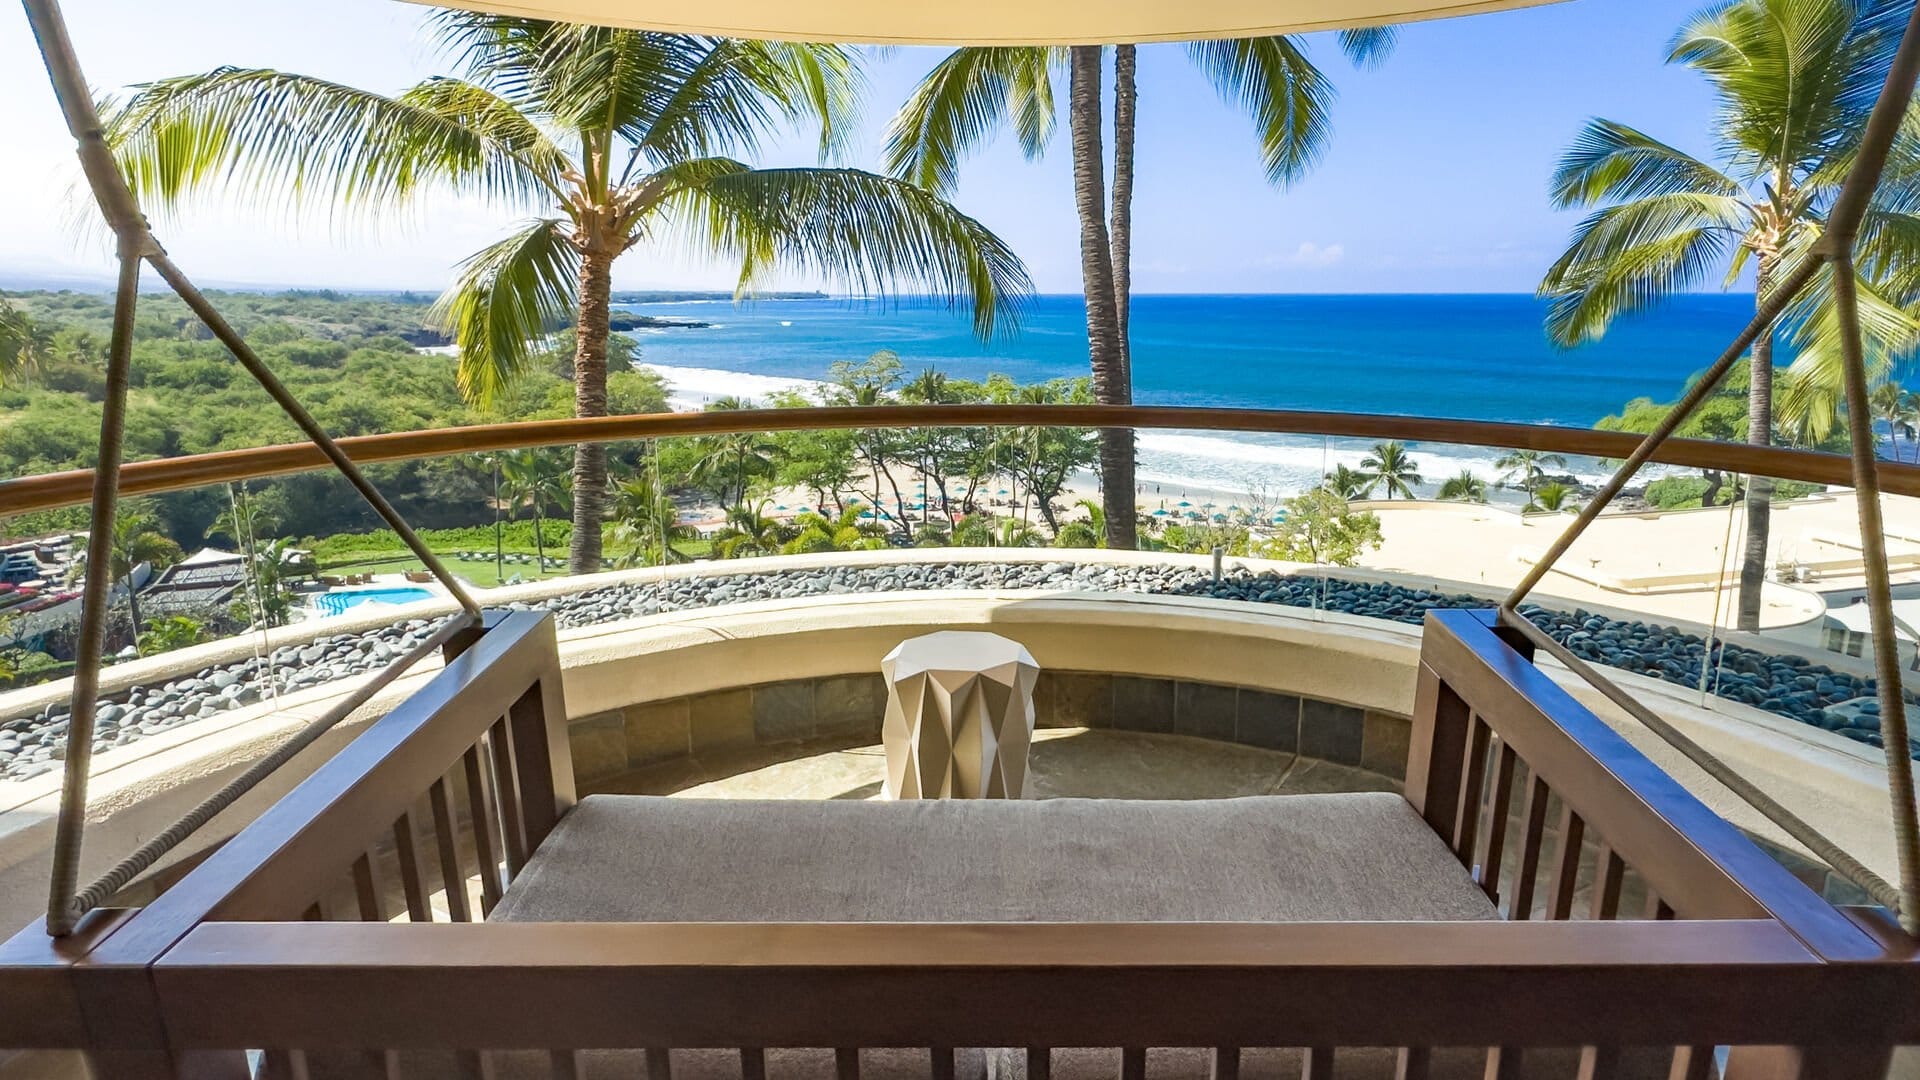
(286, 795), (1674, 1079)
(490, 792), (1500, 925)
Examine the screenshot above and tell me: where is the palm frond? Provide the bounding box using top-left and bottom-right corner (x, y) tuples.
(0, 300), (49, 386)
(1856, 206), (1920, 303)
(1186, 37), (1334, 186)
(1779, 261), (1920, 423)
(1549, 119), (1742, 207)
(104, 67), (562, 219)
(1669, 0), (1878, 178)
(1539, 193), (1749, 345)
(666, 163), (1032, 338)
(432, 218), (581, 408)
(399, 77), (571, 187)
(1336, 26), (1398, 69)
(426, 8), (553, 102)
(883, 47), (1059, 194)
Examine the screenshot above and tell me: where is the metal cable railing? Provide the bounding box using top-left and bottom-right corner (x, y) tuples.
(70, 611), (477, 913)
(21, 0), (483, 936)
(1500, 0), (1920, 933)
(16, 0), (1920, 942)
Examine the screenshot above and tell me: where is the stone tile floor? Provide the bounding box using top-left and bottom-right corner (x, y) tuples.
(587, 728), (1400, 801)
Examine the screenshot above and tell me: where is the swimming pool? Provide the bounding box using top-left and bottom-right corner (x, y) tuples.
(312, 587), (436, 617)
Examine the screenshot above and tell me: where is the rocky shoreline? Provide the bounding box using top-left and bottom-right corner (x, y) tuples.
(2, 563), (1909, 782)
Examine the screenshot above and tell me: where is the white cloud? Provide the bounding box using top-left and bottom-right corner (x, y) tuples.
(1252, 241), (1346, 269)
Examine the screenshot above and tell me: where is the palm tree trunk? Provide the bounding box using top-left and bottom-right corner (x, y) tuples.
(569, 247), (613, 575)
(1069, 45), (1138, 552)
(532, 506), (547, 571)
(1112, 43), (1136, 388)
(1737, 256), (1776, 632)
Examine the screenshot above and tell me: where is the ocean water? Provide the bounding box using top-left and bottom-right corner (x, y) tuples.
(618, 293), (1762, 498)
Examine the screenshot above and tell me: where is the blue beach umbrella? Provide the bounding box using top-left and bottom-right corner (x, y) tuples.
(1152, 509), (1169, 518)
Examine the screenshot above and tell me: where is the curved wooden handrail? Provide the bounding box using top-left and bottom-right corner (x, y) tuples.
(5, 404), (1919, 514)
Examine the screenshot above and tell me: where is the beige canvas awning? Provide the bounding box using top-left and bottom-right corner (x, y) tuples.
(420, 0), (1565, 44)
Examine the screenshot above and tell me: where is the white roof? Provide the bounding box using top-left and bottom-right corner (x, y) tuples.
(420, 0), (1562, 45)
(1825, 600), (1920, 643)
(178, 547), (246, 567)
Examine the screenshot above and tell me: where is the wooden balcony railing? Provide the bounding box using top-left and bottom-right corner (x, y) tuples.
(8, 404), (1920, 516)
(1, 605), (1913, 1078)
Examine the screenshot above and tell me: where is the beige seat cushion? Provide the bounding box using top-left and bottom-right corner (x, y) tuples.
(284, 796), (1681, 1078)
(489, 792), (1498, 924)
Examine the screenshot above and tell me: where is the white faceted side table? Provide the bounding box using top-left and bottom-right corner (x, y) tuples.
(881, 631), (1040, 799)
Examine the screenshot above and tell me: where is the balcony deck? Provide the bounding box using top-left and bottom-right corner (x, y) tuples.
(1, 605), (1912, 1079)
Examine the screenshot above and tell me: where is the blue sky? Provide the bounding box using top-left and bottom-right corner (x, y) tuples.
(0, 0), (1724, 294)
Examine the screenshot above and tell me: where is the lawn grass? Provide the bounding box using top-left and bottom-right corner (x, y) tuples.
(321, 553), (570, 589)
(319, 543), (715, 588)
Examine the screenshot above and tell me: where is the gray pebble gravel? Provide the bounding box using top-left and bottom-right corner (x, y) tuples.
(1, 561), (1911, 782)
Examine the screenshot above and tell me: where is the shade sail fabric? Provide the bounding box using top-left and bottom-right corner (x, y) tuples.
(416, 0), (1563, 44)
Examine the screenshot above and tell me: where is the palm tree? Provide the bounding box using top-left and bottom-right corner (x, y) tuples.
(1530, 481), (1581, 515)
(997, 517), (1043, 548)
(1359, 441), (1423, 500)
(887, 33), (1391, 552)
(609, 474), (695, 567)
(782, 506), (885, 555)
(500, 448), (568, 572)
(1322, 464), (1372, 500)
(89, 510), (182, 647)
(242, 539), (304, 628)
(206, 484), (278, 548)
(106, 16), (1033, 575)
(1053, 498), (1107, 548)
(1538, 0), (1920, 630)
(713, 501), (789, 559)
(1436, 470), (1489, 503)
(1872, 380), (1920, 463)
(0, 300), (49, 387)
(1494, 449), (1567, 506)
(691, 400), (782, 509)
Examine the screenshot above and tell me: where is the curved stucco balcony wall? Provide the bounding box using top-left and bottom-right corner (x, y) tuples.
(0, 550), (1894, 934)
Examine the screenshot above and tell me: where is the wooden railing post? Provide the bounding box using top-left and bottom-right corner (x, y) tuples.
(505, 667), (575, 858)
(1407, 661), (1473, 846)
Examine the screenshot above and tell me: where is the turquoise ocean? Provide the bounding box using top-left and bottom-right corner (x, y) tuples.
(616, 293), (1776, 498)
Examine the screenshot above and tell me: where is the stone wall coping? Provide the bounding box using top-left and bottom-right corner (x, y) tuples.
(0, 547), (1845, 720)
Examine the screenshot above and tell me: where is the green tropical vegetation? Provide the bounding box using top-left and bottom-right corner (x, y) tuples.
(1436, 470), (1489, 503)
(1529, 481), (1580, 515)
(138, 615), (210, 656)
(1593, 361), (1834, 509)
(104, 14), (1032, 575)
(1493, 449), (1569, 508)
(1262, 487), (1385, 566)
(0, 289), (669, 545)
(1539, 0), (1920, 629)
(1359, 441), (1422, 500)
(1322, 464), (1372, 500)
(610, 474), (697, 567)
(885, 31), (1393, 550)
(91, 511), (183, 646)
